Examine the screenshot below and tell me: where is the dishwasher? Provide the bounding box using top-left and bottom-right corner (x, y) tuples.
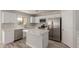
(14, 29), (23, 41)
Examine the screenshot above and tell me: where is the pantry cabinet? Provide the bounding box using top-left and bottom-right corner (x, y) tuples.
(2, 12), (17, 23)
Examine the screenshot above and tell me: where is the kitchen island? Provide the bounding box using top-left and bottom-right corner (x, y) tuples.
(26, 29), (49, 48)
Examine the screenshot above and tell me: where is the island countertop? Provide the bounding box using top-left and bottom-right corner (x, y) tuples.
(26, 29), (49, 35)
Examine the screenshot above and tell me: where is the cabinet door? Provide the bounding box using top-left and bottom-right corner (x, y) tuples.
(2, 30), (14, 44)
(30, 17), (35, 23)
(2, 12), (17, 23)
(35, 17), (40, 23)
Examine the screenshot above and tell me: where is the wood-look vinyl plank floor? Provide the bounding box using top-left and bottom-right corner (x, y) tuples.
(48, 40), (69, 48)
(0, 39), (69, 48)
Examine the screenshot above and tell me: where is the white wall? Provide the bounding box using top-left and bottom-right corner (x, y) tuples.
(75, 10), (79, 47)
(62, 10), (74, 47)
(0, 11), (1, 40)
(75, 11), (79, 31)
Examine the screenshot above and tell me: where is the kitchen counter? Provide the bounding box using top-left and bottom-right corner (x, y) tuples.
(1, 25), (24, 44)
(27, 29), (49, 35)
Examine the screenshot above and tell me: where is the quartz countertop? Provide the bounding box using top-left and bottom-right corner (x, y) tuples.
(2, 26), (24, 31)
(27, 29), (49, 35)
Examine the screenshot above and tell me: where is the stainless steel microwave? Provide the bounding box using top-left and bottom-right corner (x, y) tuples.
(40, 19), (46, 23)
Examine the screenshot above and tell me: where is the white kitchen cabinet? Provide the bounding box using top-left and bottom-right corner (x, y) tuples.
(30, 16), (40, 23)
(2, 12), (17, 23)
(2, 30), (14, 44)
(30, 17), (35, 23)
(34, 16), (45, 23)
(34, 14), (61, 23)
(35, 17), (40, 23)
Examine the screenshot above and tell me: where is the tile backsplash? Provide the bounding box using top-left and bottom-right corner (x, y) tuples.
(1, 23), (15, 29)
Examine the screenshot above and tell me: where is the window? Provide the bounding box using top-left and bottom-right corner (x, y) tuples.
(17, 16), (27, 25)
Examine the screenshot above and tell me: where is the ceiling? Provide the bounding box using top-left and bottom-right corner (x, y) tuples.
(17, 10), (61, 15)
(2, 10), (61, 16)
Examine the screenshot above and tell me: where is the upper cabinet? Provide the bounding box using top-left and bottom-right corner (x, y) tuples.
(34, 14), (61, 23)
(35, 17), (40, 23)
(2, 12), (17, 23)
(30, 16), (46, 23)
(30, 16), (35, 23)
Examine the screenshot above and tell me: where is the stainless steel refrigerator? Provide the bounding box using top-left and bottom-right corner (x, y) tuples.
(48, 17), (62, 42)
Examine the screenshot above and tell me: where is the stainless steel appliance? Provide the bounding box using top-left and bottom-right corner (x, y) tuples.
(40, 19), (46, 23)
(14, 29), (23, 41)
(48, 17), (62, 42)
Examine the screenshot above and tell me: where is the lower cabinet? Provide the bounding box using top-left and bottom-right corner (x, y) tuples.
(2, 30), (14, 44)
(2, 29), (23, 44)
